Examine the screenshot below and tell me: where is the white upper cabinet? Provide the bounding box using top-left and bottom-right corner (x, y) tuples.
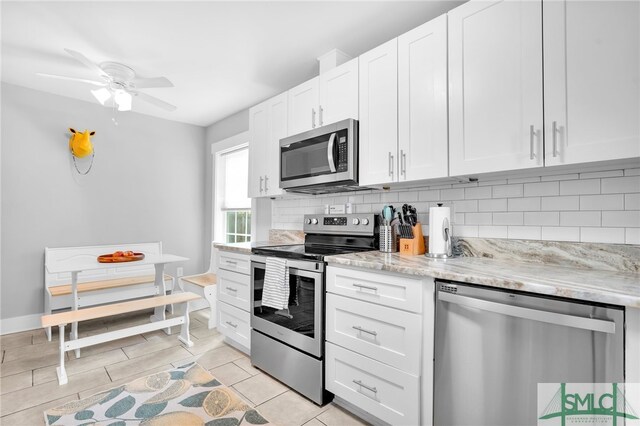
(248, 92), (287, 198)
(318, 58), (359, 126)
(359, 39), (399, 186)
(543, 0), (640, 166)
(287, 77), (319, 135)
(398, 14), (449, 181)
(448, 0), (544, 176)
(248, 101), (268, 198)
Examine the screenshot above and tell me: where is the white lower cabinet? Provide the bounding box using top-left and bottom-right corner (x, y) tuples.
(326, 266), (434, 425)
(326, 342), (420, 426)
(217, 301), (251, 351)
(216, 250), (251, 354)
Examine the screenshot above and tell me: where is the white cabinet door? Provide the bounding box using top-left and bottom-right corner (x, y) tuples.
(288, 77), (319, 135)
(359, 39), (399, 186)
(319, 58), (359, 126)
(265, 93), (287, 197)
(448, 0), (543, 176)
(398, 14), (448, 181)
(544, 0), (640, 166)
(248, 101), (268, 198)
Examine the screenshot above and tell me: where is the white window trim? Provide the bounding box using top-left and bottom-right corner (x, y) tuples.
(211, 131), (250, 243)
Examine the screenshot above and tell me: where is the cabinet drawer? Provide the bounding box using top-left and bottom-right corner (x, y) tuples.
(327, 266), (423, 313)
(217, 301), (251, 351)
(218, 251), (251, 275)
(326, 294), (421, 375)
(325, 342), (419, 426)
(217, 269), (250, 311)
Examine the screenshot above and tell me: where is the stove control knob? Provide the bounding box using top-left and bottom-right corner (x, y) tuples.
(352, 218), (360, 225)
(305, 218), (312, 225)
(361, 218), (370, 226)
(311, 218), (318, 225)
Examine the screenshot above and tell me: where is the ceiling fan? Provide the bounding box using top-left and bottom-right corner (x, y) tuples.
(37, 49), (176, 112)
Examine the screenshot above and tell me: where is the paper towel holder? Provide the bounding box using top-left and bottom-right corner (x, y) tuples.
(425, 203), (454, 259)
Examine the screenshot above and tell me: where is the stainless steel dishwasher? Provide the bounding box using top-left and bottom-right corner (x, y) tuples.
(434, 279), (624, 426)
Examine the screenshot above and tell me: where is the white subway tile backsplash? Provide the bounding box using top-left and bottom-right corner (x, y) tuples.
(626, 194), (640, 210)
(626, 228), (640, 244)
(524, 212), (559, 226)
(601, 176), (640, 194)
(479, 198), (508, 212)
(493, 212), (524, 226)
(465, 186), (492, 199)
(541, 196), (580, 211)
(465, 212), (493, 225)
(508, 197), (540, 211)
(602, 211), (640, 228)
(560, 211), (601, 227)
(492, 184), (523, 198)
(524, 181), (559, 197)
(441, 188), (465, 200)
(580, 194), (624, 211)
(272, 166), (639, 245)
(560, 179), (601, 195)
(478, 225), (508, 238)
(508, 226), (541, 240)
(541, 227), (580, 242)
(580, 227), (625, 244)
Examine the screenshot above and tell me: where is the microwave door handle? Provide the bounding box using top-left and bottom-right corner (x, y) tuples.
(327, 132), (337, 173)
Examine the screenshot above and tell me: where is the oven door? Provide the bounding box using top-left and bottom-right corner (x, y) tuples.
(250, 257), (324, 358)
(279, 118), (357, 189)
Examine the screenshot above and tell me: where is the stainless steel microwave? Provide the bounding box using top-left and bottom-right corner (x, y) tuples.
(279, 118), (358, 194)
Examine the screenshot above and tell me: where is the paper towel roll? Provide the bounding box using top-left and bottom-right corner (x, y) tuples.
(429, 205), (451, 255)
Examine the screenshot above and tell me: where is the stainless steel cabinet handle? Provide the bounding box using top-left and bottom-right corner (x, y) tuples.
(312, 108), (316, 128)
(259, 176), (263, 193)
(353, 379), (378, 393)
(319, 105), (324, 126)
(327, 133), (337, 173)
(529, 125), (536, 160)
(388, 152), (394, 177)
(438, 291), (615, 334)
(401, 149), (407, 178)
(352, 325), (378, 336)
(352, 283), (378, 292)
(552, 121), (559, 157)
(225, 260), (238, 265)
(225, 321), (238, 328)
(225, 286), (237, 292)
(264, 175), (269, 191)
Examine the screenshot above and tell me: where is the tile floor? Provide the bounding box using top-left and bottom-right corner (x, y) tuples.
(0, 309), (368, 426)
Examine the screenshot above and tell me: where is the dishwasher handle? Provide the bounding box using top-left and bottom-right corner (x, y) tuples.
(438, 291), (616, 334)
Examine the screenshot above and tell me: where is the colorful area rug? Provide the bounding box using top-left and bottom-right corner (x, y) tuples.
(44, 362), (273, 425)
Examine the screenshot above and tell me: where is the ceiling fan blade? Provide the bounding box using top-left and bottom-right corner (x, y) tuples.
(131, 90), (177, 112)
(36, 73), (106, 86)
(64, 48), (108, 78)
(133, 76), (174, 89)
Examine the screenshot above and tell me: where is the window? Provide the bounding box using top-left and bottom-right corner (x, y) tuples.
(215, 144), (251, 243)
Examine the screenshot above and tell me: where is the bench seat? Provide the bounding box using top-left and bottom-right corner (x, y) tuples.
(182, 273), (216, 287)
(48, 274), (173, 297)
(179, 272), (217, 329)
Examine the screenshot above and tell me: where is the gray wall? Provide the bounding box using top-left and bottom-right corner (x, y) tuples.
(1, 83), (207, 319)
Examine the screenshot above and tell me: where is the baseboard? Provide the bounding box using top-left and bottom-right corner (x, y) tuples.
(0, 313), (43, 335)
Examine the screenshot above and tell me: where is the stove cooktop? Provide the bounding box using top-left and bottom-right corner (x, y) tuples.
(252, 244), (373, 261)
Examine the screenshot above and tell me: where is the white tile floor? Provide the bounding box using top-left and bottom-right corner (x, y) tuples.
(0, 309), (368, 426)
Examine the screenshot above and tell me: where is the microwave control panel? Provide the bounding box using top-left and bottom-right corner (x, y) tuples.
(337, 136), (348, 172)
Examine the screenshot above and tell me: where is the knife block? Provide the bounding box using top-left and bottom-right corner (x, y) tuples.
(399, 223), (426, 255)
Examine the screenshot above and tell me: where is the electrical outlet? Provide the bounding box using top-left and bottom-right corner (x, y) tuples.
(177, 267), (184, 277)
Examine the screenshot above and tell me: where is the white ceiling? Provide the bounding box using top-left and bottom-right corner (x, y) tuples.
(1, 1), (463, 127)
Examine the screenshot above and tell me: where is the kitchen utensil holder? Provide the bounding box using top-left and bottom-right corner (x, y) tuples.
(399, 223), (426, 255)
(379, 225), (398, 253)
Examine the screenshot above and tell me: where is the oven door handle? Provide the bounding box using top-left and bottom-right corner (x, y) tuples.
(327, 132), (337, 173)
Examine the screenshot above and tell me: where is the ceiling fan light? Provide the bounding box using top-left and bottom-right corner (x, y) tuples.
(91, 88), (111, 105)
(114, 90), (132, 112)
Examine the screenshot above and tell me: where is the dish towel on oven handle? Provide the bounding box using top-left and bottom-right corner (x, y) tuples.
(262, 257), (290, 310)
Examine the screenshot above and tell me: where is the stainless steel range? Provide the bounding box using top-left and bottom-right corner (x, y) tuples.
(250, 213), (379, 405)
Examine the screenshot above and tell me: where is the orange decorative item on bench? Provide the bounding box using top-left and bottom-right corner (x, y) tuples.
(97, 250), (145, 263)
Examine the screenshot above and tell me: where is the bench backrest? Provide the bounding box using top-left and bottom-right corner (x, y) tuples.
(45, 242), (163, 288)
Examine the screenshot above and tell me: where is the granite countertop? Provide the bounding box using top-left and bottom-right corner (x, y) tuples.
(213, 241), (274, 255)
(324, 251), (640, 308)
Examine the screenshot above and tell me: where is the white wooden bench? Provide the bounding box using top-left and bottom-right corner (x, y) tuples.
(41, 292), (199, 385)
(178, 242), (217, 329)
(44, 242), (176, 341)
